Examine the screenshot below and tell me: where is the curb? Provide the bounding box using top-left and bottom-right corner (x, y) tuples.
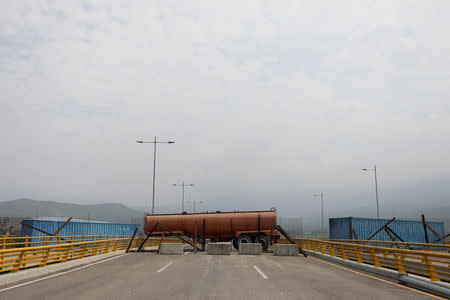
(305, 250), (450, 298)
(0, 250), (126, 287)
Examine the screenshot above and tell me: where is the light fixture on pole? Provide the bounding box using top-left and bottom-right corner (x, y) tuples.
(313, 193), (324, 234)
(136, 137), (175, 214)
(186, 200), (203, 213)
(362, 165), (380, 219)
(172, 181), (195, 213)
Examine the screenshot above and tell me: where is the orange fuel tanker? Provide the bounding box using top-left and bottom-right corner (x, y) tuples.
(144, 209), (278, 250)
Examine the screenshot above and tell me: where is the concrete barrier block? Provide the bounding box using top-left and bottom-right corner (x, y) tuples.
(239, 243), (262, 255)
(207, 243), (232, 255)
(273, 244), (298, 256)
(159, 243), (184, 255)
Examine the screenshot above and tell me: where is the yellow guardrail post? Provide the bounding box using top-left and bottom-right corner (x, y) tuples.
(319, 241), (325, 254)
(81, 235), (87, 258)
(105, 235), (110, 254)
(63, 244), (73, 262)
(11, 249), (26, 272)
(340, 245), (348, 260)
(354, 246), (362, 263)
(392, 252), (406, 274)
(327, 243), (334, 256)
(99, 234), (103, 253)
(370, 249), (381, 267)
(423, 255), (440, 281)
(0, 236), (6, 271)
(93, 238), (99, 256)
(112, 235), (117, 251)
(57, 235), (61, 260)
(40, 247), (51, 267)
(121, 235), (126, 250)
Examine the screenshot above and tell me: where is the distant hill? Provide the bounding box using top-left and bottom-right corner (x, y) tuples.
(0, 198), (144, 223)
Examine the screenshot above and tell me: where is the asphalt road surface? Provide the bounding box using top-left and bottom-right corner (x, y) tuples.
(0, 252), (442, 300)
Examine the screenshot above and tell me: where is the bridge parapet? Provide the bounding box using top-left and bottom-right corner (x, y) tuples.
(0, 237), (131, 273)
(279, 238), (450, 282)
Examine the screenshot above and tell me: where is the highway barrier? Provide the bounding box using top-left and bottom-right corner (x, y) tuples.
(239, 243), (262, 255)
(1, 235), (184, 250)
(329, 239), (450, 252)
(0, 237), (133, 273)
(273, 244), (298, 256)
(279, 239), (450, 282)
(159, 243), (184, 255)
(207, 243), (232, 255)
(1, 234), (130, 249)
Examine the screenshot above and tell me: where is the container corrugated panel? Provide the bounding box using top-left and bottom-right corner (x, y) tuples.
(20, 219), (139, 246)
(330, 217), (446, 244)
(329, 217), (352, 239)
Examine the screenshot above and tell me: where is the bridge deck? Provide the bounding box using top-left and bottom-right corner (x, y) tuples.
(0, 252), (440, 299)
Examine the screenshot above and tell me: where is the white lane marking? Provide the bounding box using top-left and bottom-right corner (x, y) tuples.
(156, 261), (174, 273)
(0, 254), (128, 293)
(253, 265), (268, 279)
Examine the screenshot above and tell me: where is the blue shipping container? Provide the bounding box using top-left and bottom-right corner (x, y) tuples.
(20, 219), (140, 246)
(329, 217), (446, 244)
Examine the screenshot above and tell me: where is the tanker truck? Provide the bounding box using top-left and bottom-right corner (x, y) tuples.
(144, 209), (279, 250)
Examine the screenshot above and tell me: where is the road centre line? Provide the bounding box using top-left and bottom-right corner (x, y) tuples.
(156, 261), (174, 273)
(253, 265), (268, 279)
(0, 254), (128, 293)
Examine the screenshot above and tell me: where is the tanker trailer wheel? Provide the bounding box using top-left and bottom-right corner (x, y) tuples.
(254, 235), (269, 251)
(237, 234), (252, 247)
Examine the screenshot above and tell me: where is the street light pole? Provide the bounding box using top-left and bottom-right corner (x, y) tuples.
(362, 165), (380, 219)
(136, 137), (175, 214)
(152, 136), (157, 214)
(313, 193), (324, 234)
(186, 200), (203, 213)
(172, 181), (195, 213)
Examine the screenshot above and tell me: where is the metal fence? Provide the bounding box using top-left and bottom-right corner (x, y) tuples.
(0, 237), (133, 273)
(0, 217), (27, 236)
(1, 234), (131, 249)
(287, 238), (450, 282)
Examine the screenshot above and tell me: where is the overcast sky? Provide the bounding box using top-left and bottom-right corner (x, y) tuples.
(2, 1), (450, 218)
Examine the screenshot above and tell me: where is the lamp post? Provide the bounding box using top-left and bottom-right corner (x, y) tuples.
(313, 193), (324, 234)
(362, 165), (379, 218)
(136, 137), (175, 214)
(172, 181), (195, 213)
(186, 200), (203, 213)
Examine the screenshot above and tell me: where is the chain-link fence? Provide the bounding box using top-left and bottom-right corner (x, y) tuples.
(0, 217), (27, 235)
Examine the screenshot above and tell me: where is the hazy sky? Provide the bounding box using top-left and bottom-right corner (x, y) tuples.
(2, 1), (450, 218)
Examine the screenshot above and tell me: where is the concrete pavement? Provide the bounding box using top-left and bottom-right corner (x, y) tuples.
(0, 252), (442, 300)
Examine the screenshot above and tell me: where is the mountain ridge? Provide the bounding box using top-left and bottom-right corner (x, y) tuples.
(0, 198), (144, 223)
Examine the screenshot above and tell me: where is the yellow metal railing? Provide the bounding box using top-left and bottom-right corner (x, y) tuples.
(1, 235), (186, 249)
(1, 235), (129, 249)
(329, 239), (450, 252)
(0, 237), (137, 273)
(280, 239), (450, 282)
(0, 235), (193, 273)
